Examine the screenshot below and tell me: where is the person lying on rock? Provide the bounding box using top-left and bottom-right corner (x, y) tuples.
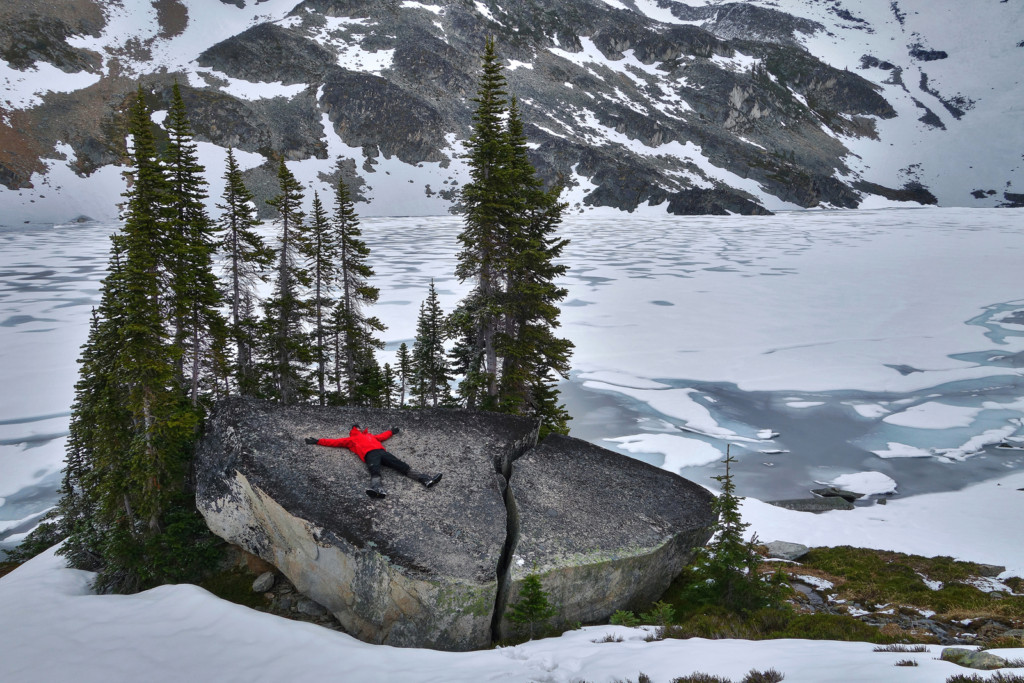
(304, 425), (442, 499)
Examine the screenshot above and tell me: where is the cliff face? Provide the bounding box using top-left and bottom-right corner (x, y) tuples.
(6, 0), (1020, 223)
(195, 398), (716, 650)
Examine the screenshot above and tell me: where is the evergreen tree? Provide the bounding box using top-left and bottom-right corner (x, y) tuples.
(411, 280), (452, 407)
(496, 97), (573, 437)
(216, 147), (273, 397)
(684, 447), (782, 614)
(331, 176), (385, 405)
(452, 41), (573, 434)
(261, 159), (312, 405)
(454, 36), (513, 408)
(395, 342), (412, 407)
(507, 573), (557, 639)
(43, 91), (220, 591)
(305, 191), (335, 405)
(381, 362), (398, 409)
(163, 82), (228, 404)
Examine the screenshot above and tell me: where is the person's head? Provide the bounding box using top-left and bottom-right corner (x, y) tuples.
(350, 424), (360, 435)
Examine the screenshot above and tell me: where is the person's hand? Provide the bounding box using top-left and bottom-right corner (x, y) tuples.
(390, 427), (400, 435)
(304, 437), (319, 445)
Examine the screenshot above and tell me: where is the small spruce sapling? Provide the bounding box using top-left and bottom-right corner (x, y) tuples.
(507, 573), (557, 639)
(684, 445), (782, 614)
(609, 609), (641, 627)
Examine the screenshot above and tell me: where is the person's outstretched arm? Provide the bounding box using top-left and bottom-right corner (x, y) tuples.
(315, 437), (355, 449)
(374, 428), (398, 442)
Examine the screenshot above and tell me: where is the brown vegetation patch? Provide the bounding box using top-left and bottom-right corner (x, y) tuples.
(0, 113), (48, 189)
(153, 0), (188, 39)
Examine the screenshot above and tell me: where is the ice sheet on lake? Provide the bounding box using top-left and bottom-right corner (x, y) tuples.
(872, 442), (936, 459)
(583, 381), (746, 440)
(605, 434), (722, 469)
(883, 401), (982, 429)
(821, 471), (897, 496)
(3, 209), (1024, 549)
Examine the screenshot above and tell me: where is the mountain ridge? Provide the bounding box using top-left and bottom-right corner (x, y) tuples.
(1, 0), (1021, 223)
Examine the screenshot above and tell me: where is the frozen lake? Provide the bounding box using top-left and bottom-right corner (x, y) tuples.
(2, 207), (1024, 552)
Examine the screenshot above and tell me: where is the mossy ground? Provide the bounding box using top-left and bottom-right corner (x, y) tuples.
(198, 567), (271, 610)
(0, 561), (21, 580)
(796, 546), (1024, 621)
(624, 546), (1024, 645)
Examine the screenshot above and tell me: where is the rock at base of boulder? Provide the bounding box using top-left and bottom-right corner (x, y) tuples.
(764, 541), (810, 561)
(252, 571), (275, 593)
(768, 497), (855, 512)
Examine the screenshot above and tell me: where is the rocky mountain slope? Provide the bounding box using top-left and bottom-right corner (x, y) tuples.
(1, 0), (1021, 223)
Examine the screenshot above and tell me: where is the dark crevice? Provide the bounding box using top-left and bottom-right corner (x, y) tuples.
(489, 420), (540, 643)
(490, 470), (520, 642)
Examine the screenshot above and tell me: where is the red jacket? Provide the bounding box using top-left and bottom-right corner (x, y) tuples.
(317, 426), (393, 461)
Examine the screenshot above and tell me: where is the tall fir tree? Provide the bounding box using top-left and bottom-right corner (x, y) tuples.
(216, 147), (274, 397)
(162, 82), (228, 404)
(497, 97), (573, 437)
(452, 41), (573, 434)
(46, 90), (219, 592)
(305, 191), (335, 405)
(453, 36), (513, 408)
(261, 158), (312, 405)
(411, 280), (452, 407)
(331, 176), (385, 405)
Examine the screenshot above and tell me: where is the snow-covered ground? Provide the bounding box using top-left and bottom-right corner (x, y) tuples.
(2, 542), (1022, 683)
(2, 206), (1024, 680)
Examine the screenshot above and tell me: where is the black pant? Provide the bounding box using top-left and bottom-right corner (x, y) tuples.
(365, 449), (410, 478)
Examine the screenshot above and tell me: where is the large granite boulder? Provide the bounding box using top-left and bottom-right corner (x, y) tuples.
(195, 398), (715, 650)
(499, 435), (716, 637)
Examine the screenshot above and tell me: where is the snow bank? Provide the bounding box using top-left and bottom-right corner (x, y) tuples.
(745, 469), (1024, 577)
(0, 545), (1010, 683)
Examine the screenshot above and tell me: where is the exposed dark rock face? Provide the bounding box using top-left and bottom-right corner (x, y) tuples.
(1001, 192), (1024, 208)
(195, 398), (716, 650)
(0, 3), (104, 73)
(854, 180), (938, 205)
(667, 188), (773, 216)
(198, 23), (337, 85)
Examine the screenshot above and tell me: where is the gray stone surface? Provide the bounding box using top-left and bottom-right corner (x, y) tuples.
(252, 571), (276, 593)
(811, 487), (864, 502)
(975, 564), (1007, 578)
(764, 541), (810, 561)
(767, 497), (855, 512)
(500, 434), (716, 637)
(196, 398), (717, 650)
(196, 397), (537, 651)
(940, 647), (1008, 670)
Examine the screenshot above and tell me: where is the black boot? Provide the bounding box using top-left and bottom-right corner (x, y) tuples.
(366, 475), (386, 498)
(407, 470), (442, 488)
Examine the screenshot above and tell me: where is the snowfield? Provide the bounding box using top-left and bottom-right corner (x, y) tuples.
(2, 541), (1023, 683)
